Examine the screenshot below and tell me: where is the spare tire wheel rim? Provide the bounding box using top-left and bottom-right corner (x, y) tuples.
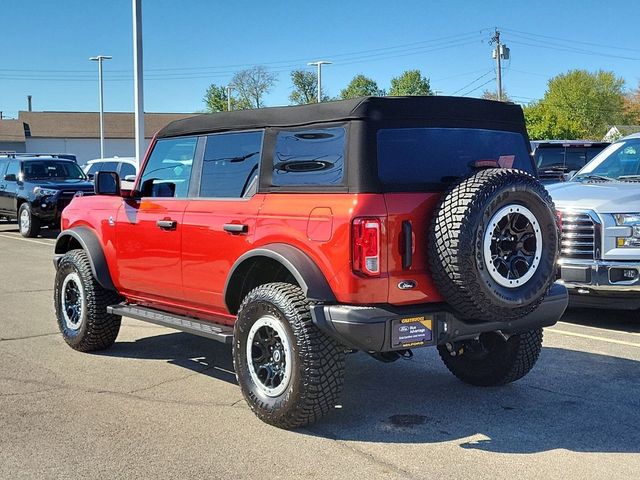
(483, 204), (543, 288)
(246, 314), (293, 397)
(61, 272), (85, 331)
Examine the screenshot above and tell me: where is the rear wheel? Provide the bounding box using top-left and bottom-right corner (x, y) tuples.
(18, 203), (41, 238)
(233, 283), (345, 429)
(438, 328), (543, 386)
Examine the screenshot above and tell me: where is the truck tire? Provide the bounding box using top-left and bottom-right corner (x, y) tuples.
(429, 168), (559, 321)
(233, 283), (345, 429)
(18, 203), (41, 238)
(54, 249), (122, 351)
(438, 328), (543, 386)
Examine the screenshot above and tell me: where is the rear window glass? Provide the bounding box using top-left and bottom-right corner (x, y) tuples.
(377, 128), (533, 189)
(272, 127), (345, 186)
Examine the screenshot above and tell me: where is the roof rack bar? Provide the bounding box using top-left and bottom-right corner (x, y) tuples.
(0, 152), (77, 161)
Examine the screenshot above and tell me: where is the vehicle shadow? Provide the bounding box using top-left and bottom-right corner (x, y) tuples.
(561, 307), (640, 333)
(99, 331), (640, 453)
(0, 221), (59, 239)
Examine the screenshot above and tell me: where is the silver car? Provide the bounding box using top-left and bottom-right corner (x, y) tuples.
(548, 132), (640, 309)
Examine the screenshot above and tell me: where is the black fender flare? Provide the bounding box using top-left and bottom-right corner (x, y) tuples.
(224, 243), (337, 313)
(54, 227), (116, 291)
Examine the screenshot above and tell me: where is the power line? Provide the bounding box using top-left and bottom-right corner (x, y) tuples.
(459, 77), (496, 97)
(450, 69), (494, 95)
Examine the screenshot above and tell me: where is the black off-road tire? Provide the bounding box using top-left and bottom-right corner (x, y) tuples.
(54, 249), (122, 351)
(438, 328), (543, 386)
(233, 283), (345, 429)
(18, 203), (41, 238)
(429, 168), (559, 321)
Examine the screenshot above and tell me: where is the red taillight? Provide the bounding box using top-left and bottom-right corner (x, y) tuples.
(352, 218), (381, 276)
(556, 210), (563, 233)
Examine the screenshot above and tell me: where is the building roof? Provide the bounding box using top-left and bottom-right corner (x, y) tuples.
(0, 119), (26, 143)
(609, 125), (640, 135)
(15, 111), (197, 139)
(158, 96), (526, 138)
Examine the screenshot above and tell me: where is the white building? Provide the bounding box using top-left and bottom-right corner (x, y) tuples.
(0, 111), (196, 165)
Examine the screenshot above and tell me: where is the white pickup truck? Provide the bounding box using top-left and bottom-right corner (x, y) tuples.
(548, 132), (640, 309)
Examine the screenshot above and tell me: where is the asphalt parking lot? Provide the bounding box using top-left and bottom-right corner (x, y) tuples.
(1, 222), (639, 480)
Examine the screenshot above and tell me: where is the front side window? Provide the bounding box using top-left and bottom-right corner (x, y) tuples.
(5, 161), (20, 180)
(139, 137), (197, 198)
(377, 128), (533, 189)
(272, 127), (345, 186)
(23, 161), (85, 180)
(199, 131), (263, 198)
(119, 162), (136, 178)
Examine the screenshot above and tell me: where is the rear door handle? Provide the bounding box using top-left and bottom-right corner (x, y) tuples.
(156, 219), (177, 230)
(223, 223), (248, 234)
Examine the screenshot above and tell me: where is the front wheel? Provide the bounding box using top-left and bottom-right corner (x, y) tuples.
(233, 283), (345, 429)
(18, 203), (41, 238)
(438, 328), (543, 386)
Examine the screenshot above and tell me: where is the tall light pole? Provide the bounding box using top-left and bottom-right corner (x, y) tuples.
(89, 55), (112, 159)
(132, 0), (145, 168)
(307, 60), (331, 103)
(227, 85), (232, 111)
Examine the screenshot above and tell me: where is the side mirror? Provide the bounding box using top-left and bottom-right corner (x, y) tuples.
(4, 174), (17, 182)
(87, 173), (95, 180)
(95, 171), (121, 196)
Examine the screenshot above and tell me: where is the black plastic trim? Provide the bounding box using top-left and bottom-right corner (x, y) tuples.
(53, 227), (116, 291)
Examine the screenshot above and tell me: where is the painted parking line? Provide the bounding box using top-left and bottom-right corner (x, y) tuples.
(557, 321), (640, 337)
(547, 328), (640, 348)
(0, 234), (54, 247)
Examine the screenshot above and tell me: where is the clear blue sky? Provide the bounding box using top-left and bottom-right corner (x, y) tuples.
(1, 0), (638, 117)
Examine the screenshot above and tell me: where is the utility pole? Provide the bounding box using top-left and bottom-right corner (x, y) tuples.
(490, 29), (509, 101)
(89, 55), (112, 159)
(307, 60), (331, 103)
(132, 0), (145, 168)
(227, 85), (232, 111)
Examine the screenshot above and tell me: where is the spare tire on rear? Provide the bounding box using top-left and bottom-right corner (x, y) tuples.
(428, 168), (559, 321)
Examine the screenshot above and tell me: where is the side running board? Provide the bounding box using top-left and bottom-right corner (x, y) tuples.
(107, 303), (234, 344)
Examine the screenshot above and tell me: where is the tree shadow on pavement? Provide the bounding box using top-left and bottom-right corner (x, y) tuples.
(96, 331), (640, 454)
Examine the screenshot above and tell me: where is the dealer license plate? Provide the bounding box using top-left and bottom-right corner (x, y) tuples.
(391, 316), (434, 349)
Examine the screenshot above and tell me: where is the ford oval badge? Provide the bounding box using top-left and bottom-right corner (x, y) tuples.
(397, 280), (417, 290)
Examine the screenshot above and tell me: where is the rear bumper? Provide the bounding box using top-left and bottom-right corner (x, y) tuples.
(310, 283), (568, 352)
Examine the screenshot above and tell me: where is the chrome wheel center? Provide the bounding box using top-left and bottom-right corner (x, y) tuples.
(20, 209), (30, 233)
(483, 204), (543, 288)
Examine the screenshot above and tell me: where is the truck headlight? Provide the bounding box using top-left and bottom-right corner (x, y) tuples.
(614, 213), (640, 247)
(33, 187), (58, 197)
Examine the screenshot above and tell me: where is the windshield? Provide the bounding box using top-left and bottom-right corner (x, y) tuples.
(23, 160), (87, 180)
(574, 139), (640, 182)
(377, 127), (534, 190)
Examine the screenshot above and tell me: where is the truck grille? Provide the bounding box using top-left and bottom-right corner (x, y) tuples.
(57, 190), (94, 212)
(560, 212), (596, 259)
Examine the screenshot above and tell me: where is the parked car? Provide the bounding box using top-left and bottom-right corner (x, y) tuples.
(52, 96), (567, 428)
(83, 156), (137, 181)
(0, 154), (94, 237)
(532, 140), (609, 184)
(549, 132), (640, 309)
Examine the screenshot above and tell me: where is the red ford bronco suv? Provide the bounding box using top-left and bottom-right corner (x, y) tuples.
(53, 96), (567, 429)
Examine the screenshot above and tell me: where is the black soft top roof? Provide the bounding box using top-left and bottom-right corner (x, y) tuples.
(157, 96), (526, 138)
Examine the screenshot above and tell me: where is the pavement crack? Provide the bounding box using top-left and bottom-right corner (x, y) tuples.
(0, 288), (53, 295)
(0, 332), (59, 342)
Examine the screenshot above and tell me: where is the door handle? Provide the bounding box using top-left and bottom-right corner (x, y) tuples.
(223, 223), (248, 234)
(0, 185), (5, 190)
(156, 219), (177, 230)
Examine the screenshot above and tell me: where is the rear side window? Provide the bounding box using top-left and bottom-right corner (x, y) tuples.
(139, 137), (197, 198)
(377, 128), (533, 189)
(200, 131), (263, 198)
(272, 127), (345, 186)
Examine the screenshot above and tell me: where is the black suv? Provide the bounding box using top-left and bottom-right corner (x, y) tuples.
(0, 154), (94, 237)
(532, 140), (609, 184)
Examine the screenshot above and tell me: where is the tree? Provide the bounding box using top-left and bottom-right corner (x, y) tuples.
(388, 70), (432, 96)
(481, 89), (512, 103)
(230, 66), (278, 109)
(525, 69), (626, 140)
(203, 84), (251, 112)
(340, 74), (383, 99)
(288, 70), (328, 105)
(624, 81), (640, 125)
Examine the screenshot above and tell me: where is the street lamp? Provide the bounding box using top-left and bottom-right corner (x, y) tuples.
(89, 55), (112, 159)
(307, 60), (331, 103)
